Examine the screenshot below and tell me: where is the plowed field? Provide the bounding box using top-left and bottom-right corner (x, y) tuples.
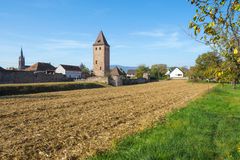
(0, 80), (215, 159)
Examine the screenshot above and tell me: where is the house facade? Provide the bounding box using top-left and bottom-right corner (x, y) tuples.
(110, 67), (126, 86)
(166, 67), (184, 79)
(127, 70), (136, 78)
(55, 64), (82, 79)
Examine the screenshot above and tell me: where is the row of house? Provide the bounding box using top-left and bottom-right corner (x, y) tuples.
(0, 62), (84, 84)
(10, 48), (82, 79)
(1, 62), (186, 83)
(126, 67), (185, 79)
(10, 59), (83, 79)
(25, 63), (83, 79)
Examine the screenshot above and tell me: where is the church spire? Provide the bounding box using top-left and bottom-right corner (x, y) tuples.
(18, 47), (25, 70)
(20, 47), (23, 57)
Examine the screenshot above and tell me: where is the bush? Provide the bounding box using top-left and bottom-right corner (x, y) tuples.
(0, 82), (105, 96)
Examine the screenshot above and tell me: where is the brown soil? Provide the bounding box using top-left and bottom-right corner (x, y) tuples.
(0, 80), (216, 159)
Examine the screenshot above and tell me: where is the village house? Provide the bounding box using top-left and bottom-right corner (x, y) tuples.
(165, 67), (184, 79)
(127, 69), (136, 78)
(55, 64), (82, 79)
(25, 62), (56, 73)
(110, 67), (126, 86)
(0, 61), (67, 84)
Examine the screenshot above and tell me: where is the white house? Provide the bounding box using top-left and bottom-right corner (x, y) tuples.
(166, 67), (184, 79)
(127, 70), (136, 78)
(55, 64), (82, 79)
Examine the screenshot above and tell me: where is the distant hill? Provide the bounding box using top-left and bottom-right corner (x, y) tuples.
(110, 65), (137, 72)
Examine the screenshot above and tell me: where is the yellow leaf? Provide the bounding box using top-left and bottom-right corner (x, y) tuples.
(209, 22), (215, 27)
(237, 58), (240, 63)
(233, 4), (240, 11)
(197, 28), (201, 33)
(218, 72), (222, 77)
(234, 48), (238, 55)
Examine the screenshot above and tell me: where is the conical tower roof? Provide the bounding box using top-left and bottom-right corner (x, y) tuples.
(93, 31), (110, 47)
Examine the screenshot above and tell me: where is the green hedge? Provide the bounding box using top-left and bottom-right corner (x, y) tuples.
(0, 82), (106, 96)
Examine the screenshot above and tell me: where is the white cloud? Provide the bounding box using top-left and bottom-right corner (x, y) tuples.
(147, 32), (185, 49)
(133, 29), (209, 54)
(130, 30), (165, 37)
(50, 32), (92, 37)
(43, 39), (91, 50)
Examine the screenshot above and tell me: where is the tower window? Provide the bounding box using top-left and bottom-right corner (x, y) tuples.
(95, 47), (97, 50)
(100, 67), (102, 70)
(95, 60), (97, 64)
(99, 47), (101, 50)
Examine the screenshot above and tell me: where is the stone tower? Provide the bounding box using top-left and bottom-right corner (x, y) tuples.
(18, 48), (25, 70)
(93, 31), (110, 77)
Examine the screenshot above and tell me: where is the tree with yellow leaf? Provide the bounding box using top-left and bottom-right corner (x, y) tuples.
(189, 0), (240, 88)
(188, 52), (222, 81)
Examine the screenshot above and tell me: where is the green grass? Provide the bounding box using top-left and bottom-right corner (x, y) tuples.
(90, 85), (240, 160)
(0, 81), (109, 96)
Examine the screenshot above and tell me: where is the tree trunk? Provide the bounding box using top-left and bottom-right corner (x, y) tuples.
(232, 79), (237, 89)
(219, 80), (224, 88)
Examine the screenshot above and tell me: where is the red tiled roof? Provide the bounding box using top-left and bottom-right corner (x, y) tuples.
(25, 62), (56, 71)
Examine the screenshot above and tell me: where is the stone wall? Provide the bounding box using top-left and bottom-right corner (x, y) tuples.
(110, 77), (149, 86)
(123, 78), (148, 85)
(0, 70), (69, 84)
(109, 76), (123, 86)
(80, 76), (109, 84)
(77, 76), (148, 87)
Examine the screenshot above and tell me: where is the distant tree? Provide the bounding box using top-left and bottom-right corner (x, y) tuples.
(80, 63), (90, 78)
(189, 52), (222, 80)
(136, 65), (150, 78)
(219, 60), (240, 83)
(188, 66), (200, 81)
(150, 64), (167, 80)
(189, 0), (240, 88)
(179, 66), (189, 75)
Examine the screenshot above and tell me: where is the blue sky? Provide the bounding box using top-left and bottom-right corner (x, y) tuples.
(0, 0), (209, 69)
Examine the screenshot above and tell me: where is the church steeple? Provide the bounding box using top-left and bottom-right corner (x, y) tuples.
(20, 48), (23, 57)
(18, 47), (25, 70)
